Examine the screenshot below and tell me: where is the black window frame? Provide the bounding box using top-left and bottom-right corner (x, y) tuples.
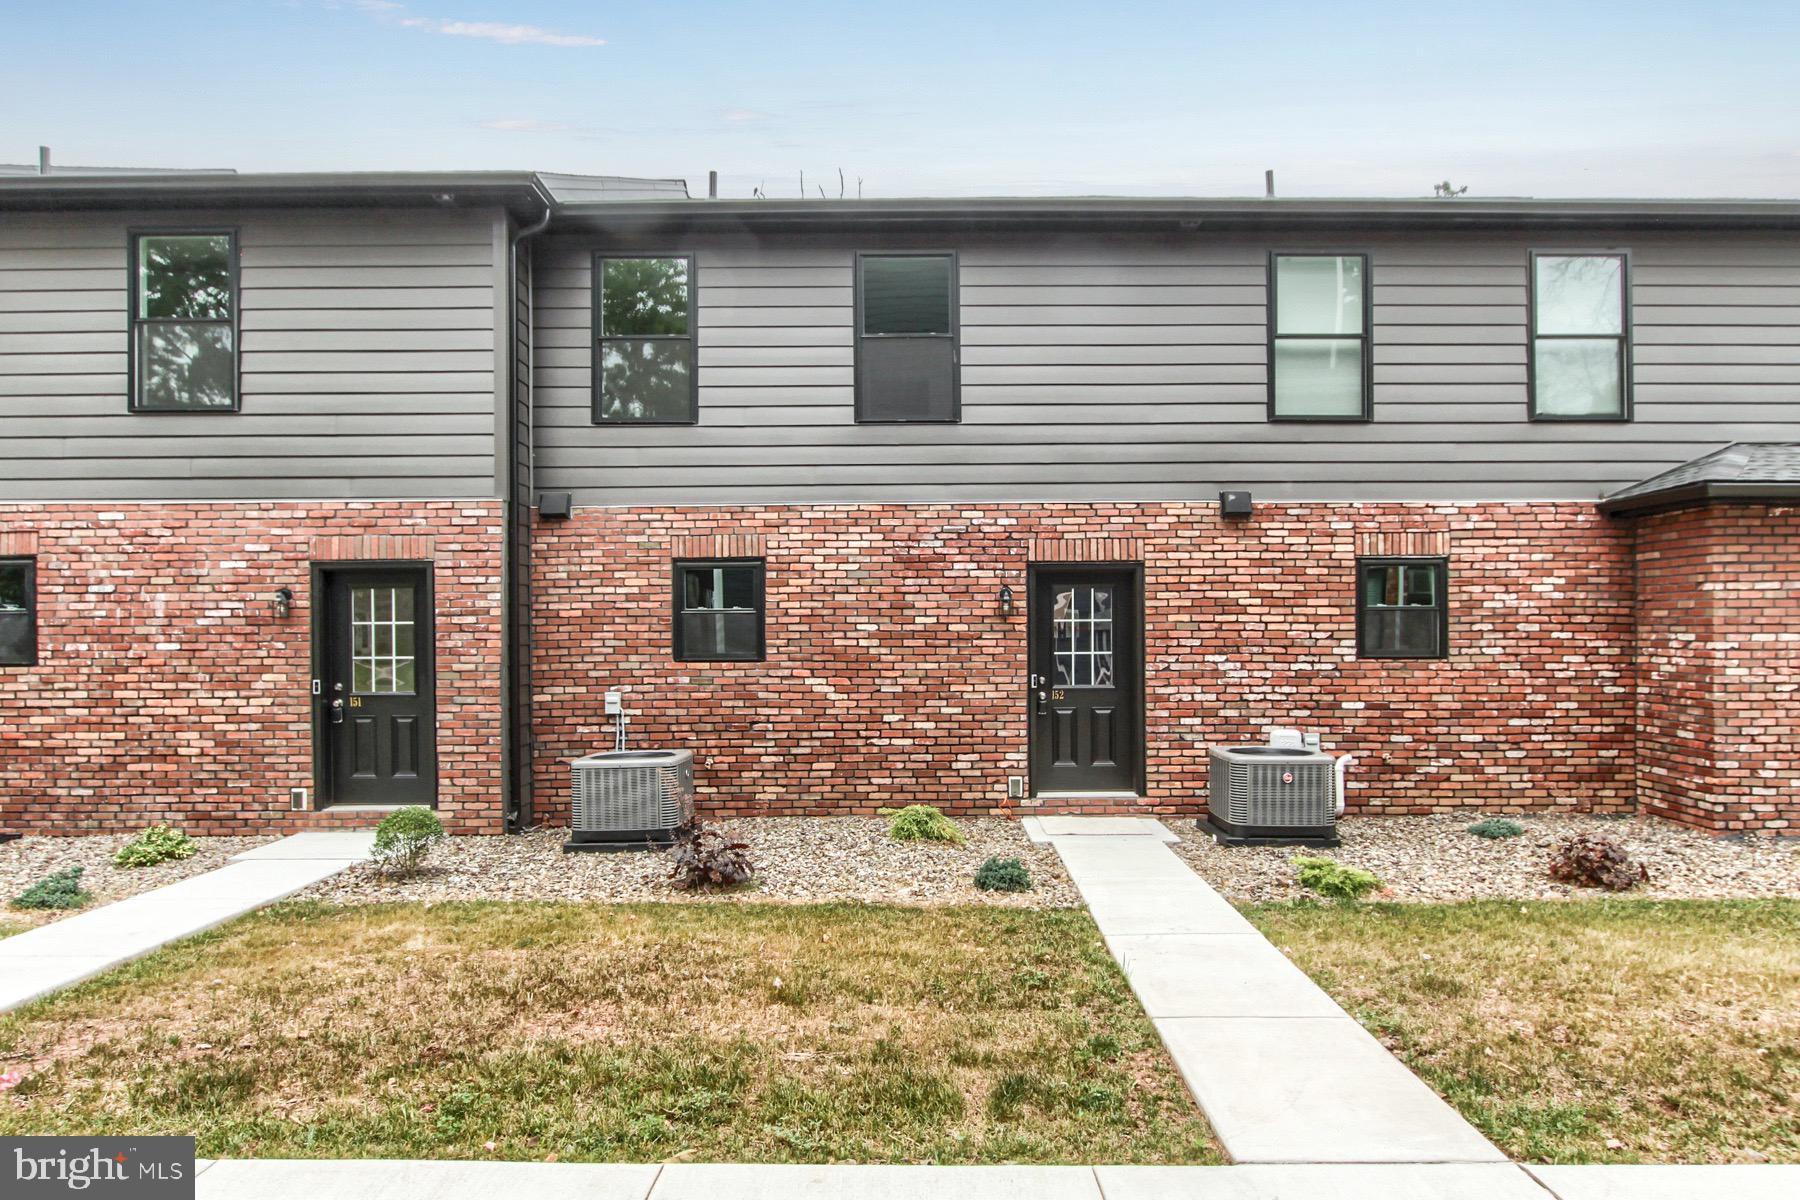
(671, 558), (766, 663)
(1527, 249), (1632, 423)
(0, 556), (38, 667)
(1355, 556), (1449, 661)
(854, 250), (961, 424)
(591, 252), (699, 426)
(127, 228), (241, 414)
(1267, 251), (1374, 423)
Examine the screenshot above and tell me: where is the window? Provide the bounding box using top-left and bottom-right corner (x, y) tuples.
(130, 232), (237, 411)
(856, 253), (959, 422)
(1530, 252), (1629, 419)
(1357, 558), (1447, 659)
(351, 585), (417, 694)
(673, 560), (765, 662)
(1270, 254), (1370, 420)
(0, 558), (36, 666)
(1052, 584), (1115, 687)
(593, 255), (696, 424)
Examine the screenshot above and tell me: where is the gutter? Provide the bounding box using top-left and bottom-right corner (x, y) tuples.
(501, 197), (555, 834)
(1598, 481), (1800, 517)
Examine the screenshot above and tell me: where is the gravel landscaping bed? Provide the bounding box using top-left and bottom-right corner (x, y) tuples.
(1175, 813), (1800, 902)
(0, 835), (277, 928)
(301, 817), (1080, 907)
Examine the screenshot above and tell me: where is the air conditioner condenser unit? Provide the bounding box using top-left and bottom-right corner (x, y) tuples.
(1200, 744), (1340, 847)
(565, 749), (695, 852)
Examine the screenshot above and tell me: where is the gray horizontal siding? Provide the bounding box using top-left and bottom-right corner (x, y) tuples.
(532, 227), (1800, 505)
(0, 207), (503, 501)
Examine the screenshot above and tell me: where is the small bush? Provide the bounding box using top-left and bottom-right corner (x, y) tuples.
(13, 867), (91, 911)
(1548, 833), (1648, 891)
(883, 804), (965, 844)
(371, 806), (445, 877)
(667, 819), (754, 890)
(112, 824), (198, 868)
(974, 856), (1032, 892)
(1467, 817), (1526, 840)
(1292, 855), (1381, 901)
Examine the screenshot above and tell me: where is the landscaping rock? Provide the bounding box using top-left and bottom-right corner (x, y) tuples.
(299, 817), (1080, 908)
(1174, 814), (1800, 903)
(0, 834), (276, 928)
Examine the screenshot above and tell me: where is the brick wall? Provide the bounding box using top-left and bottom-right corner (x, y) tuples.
(1635, 504), (1800, 833)
(532, 502), (1637, 823)
(0, 502), (505, 836)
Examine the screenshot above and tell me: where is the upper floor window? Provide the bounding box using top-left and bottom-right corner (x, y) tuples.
(1530, 252), (1629, 420)
(1269, 254), (1370, 421)
(856, 253), (959, 423)
(0, 558), (36, 666)
(673, 559), (765, 662)
(594, 255), (695, 424)
(1357, 557), (1447, 660)
(130, 232), (237, 411)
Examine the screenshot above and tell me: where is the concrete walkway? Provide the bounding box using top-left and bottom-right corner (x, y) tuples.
(0, 830), (374, 1013)
(1032, 817), (1504, 1165)
(190, 1160), (1800, 1199)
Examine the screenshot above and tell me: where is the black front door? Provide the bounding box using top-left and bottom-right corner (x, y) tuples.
(1030, 567), (1141, 795)
(318, 566), (436, 807)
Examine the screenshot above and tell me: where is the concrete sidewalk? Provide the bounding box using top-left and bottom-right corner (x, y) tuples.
(1039, 817), (1504, 1165)
(0, 830), (374, 1013)
(191, 1160), (1800, 1199)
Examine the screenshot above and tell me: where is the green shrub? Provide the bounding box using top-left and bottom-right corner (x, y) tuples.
(974, 856), (1032, 892)
(1467, 817), (1526, 840)
(882, 804), (965, 844)
(13, 867), (91, 911)
(1291, 855), (1382, 901)
(371, 806), (445, 877)
(111, 824), (198, 868)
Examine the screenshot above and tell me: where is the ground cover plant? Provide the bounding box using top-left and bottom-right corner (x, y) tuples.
(974, 856), (1032, 892)
(667, 820), (754, 890)
(1291, 855), (1382, 901)
(1467, 818), (1526, 840)
(11, 867), (91, 911)
(1246, 899), (1800, 1163)
(883, 805), (965, 845)
(0, 902), (1220, 1165)
(111, 825), (197, 868)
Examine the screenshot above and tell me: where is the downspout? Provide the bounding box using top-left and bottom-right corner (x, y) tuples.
(502, 192), (555, 833)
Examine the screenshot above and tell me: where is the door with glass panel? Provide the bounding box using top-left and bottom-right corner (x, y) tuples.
(318, 566), (436, 807)
(1029, 568), (1141, 795)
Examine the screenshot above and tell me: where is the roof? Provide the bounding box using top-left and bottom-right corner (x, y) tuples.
(1599, 443), (1800, 516)
(0, 163), (235, 176)
(0, 170), (685, 216)
(0, 167), (1795, 229)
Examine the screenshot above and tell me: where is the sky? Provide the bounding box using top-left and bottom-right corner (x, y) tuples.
(4, 0), (1798, 198)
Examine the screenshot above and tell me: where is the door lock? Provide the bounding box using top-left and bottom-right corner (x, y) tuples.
(1035, 688), (1048, 715)
(329, 698), (346, 725)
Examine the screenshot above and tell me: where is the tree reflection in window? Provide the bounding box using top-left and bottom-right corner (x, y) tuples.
(595, 256), (695, 423)
(132, 233), (235, 410)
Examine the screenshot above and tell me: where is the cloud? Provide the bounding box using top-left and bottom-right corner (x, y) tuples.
(479, 118), (578, 133)
(349, 2), (605, 47)
(400, 18), (605, 47)
(721, 109), (770, 125)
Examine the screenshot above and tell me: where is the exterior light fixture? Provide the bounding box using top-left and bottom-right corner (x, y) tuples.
(538, 491), (573, 521)
(998, 585), (1015, 617)
(1219, 490), (1254, 519)
(271, 586), (294, 619)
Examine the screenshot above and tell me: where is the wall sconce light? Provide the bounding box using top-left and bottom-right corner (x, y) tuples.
(271, 586), (294, 619)
(1219, 490), (1254, 520)
(998, 585), (1015, 617)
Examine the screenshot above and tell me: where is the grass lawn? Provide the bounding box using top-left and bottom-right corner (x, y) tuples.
(0, 901), (1219, 1165)
(1246, 898), (1800, 1164)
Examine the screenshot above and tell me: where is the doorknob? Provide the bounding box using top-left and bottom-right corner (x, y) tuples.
(1035, 689), (1048, 715)
(329, 698), (345, 725)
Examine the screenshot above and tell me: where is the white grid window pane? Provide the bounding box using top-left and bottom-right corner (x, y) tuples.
(1053, 586), (1115, 690)
(350, 585), (417, 695)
